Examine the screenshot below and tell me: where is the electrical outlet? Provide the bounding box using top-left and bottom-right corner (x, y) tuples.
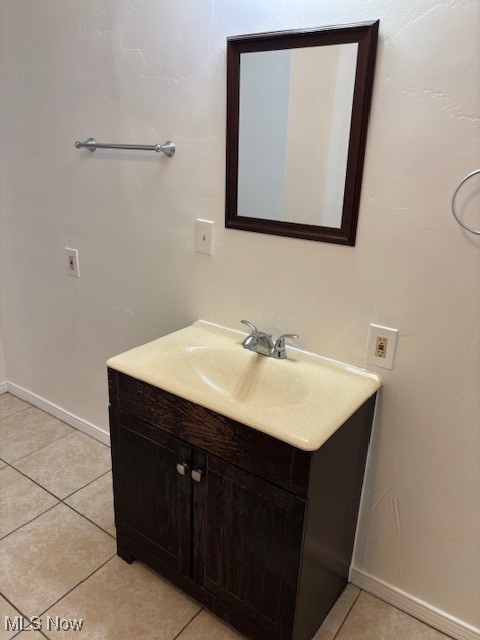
(375, 336), (388, 358)
(195, 219), (213, 255)
(366, 324), (398, 370)
(64, 247), (80, 277)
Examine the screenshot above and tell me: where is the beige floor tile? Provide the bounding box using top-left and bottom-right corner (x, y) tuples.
(0, 394), (30, 420)
(0, 503), (115, 616)
(44, 556), (201, 640)
(177, 609), (244, 640)
(335, 592), (452, 640)
(9, 634), (47, 638)
(7, 627), (48, 638)
(313, 583), (361, 640)
(0, 467), (58, 539)
(14, 432), (111, 499)
(65, 472), (115, 536)
(0, 459), (7, 470)
(0, 408), (73, 464)
(1, 595), (22, 640)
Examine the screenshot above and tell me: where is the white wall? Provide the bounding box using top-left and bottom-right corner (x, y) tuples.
(0, 0), (479, 634)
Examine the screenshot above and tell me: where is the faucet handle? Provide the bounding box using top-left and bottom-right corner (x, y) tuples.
(241, 320), (257, 335)
(276, 333), (299, 344)
(274, 333), (299, 359)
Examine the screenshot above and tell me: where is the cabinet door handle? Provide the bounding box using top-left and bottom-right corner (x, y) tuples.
(176, 462), (189, 476)
(191, 468), (203, 483)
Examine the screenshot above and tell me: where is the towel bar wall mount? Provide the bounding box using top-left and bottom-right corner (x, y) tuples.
(75, 137), (175, 157)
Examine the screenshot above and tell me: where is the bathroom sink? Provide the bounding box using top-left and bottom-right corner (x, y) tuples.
(107, 320), (381, 451)
(161, 345), (307, 407)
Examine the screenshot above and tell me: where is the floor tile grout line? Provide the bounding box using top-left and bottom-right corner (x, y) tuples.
(4, 456), (114, 542)
(0, 502), (60, 543)
(331, 587), (362, 640)
(13, 628), (50, 639)
(62, 468), (112, 501)
(89, 434), (110, 449)
(0, 590), (36, 633)
(10, 621), (50, 640)
(2, 505), (116, 630)
(1, 591), (31, 618)
(37, 554), (117, 618)
(0, 404), (34, 423)
(6, 429), (75, 466)
(7, 465), (67, 502)
(0, 480), (116, 543)
(2, 403), (111, 469)
(171, 607), (204, 640)
(61, 502), (116, 540)
(2, 395), (111, 450)
(11, 451), (111, 502)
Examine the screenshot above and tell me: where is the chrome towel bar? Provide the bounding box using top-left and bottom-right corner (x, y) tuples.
(75, 137), (175, 157)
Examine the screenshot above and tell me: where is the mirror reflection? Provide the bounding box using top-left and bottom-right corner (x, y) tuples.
(237, 43), (358, 228)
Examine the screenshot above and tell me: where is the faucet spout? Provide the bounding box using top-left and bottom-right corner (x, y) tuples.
(240, 321), (298, 359)
(242, 331), (274, 356)
(242, 334), (258, 349)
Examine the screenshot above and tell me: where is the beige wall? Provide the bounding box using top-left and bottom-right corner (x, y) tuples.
(0, 0), (479, 635)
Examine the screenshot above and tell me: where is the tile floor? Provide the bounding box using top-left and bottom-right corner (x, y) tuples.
(0, 393), (453, 640)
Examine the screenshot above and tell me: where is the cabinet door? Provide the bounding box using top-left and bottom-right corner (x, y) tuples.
(110, 409), (192, 574)
(193, 451), (306, 638)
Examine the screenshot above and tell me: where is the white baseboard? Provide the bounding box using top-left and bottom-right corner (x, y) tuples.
(6, 382), (110, 447)
(0, 381), (8, 394)
(350, 566), (480, 640)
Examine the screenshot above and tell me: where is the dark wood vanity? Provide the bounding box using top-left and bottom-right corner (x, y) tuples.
(108, 368), (376, 640)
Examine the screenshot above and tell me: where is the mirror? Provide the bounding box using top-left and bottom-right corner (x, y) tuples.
(225, 21), (379, 245)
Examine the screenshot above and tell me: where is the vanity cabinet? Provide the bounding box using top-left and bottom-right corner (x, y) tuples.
(111, 411), (192, 574)
(109, 368), (376, 640)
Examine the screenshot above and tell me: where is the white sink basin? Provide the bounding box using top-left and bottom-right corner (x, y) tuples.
(107, 320), (381, 451)
(162, 345), (307, 407)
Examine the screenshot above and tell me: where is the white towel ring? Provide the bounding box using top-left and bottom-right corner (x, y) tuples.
(451, 169), (480, 235)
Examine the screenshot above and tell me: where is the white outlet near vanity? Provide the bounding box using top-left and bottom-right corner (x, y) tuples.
(366, 323), (399, 370)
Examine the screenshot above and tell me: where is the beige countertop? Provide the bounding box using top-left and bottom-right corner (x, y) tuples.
(107, 320), (381, 451)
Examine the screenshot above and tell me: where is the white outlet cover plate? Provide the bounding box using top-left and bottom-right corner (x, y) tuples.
(366, 323), (399, 370)
(64, 247), (80, 277)
(195, 219), (213, 255)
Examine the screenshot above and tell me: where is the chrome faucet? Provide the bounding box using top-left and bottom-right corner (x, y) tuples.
(241, 320), (299, 359)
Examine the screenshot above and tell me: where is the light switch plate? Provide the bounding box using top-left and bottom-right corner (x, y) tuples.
(64, 247), (80, 277)
(195, 219), (213, 255)
(366, 323), (399, 370)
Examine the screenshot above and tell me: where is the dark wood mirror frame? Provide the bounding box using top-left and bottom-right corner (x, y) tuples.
(225, 20), (379, 246)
